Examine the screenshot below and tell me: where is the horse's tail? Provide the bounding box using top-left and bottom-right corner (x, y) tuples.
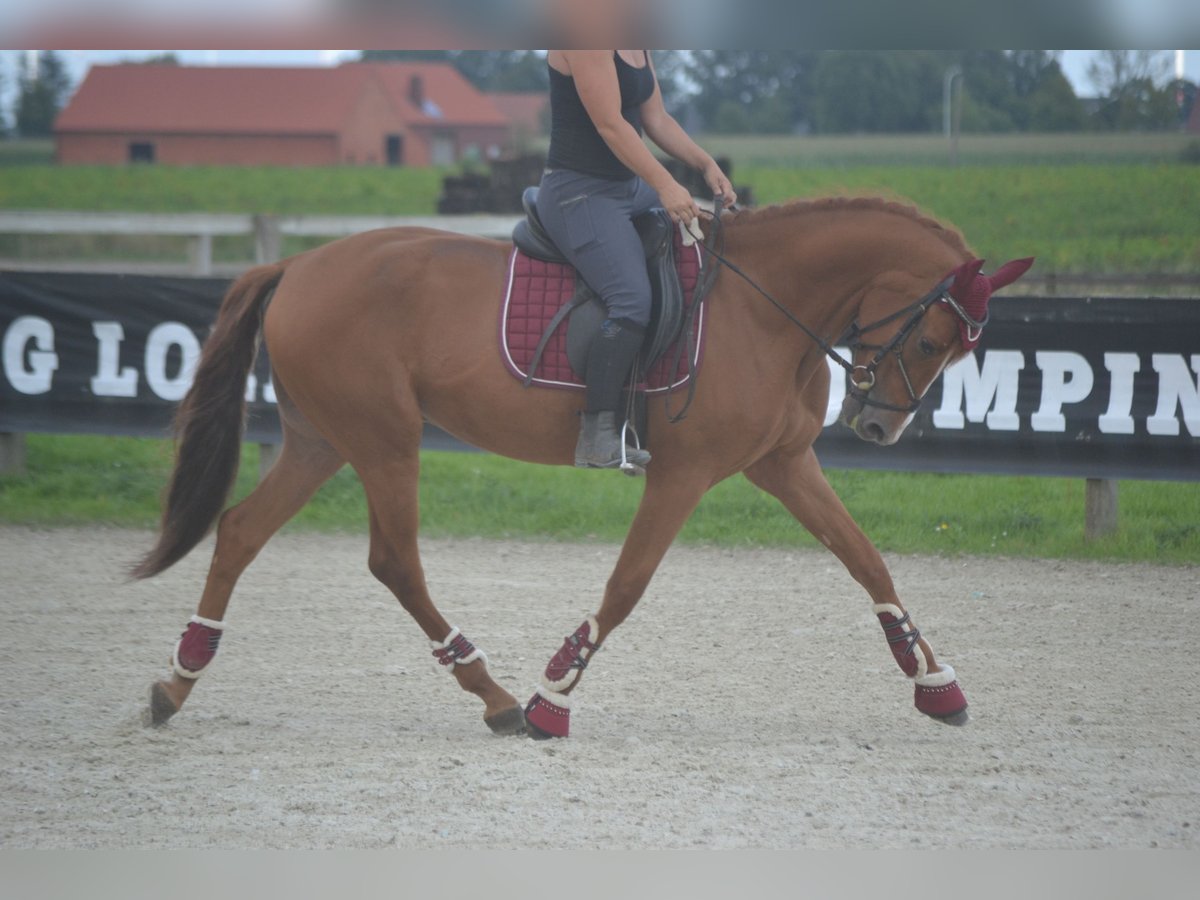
(131, 263), (285, 580)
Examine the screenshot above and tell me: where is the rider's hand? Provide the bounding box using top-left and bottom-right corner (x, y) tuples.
(703, 161), (736, 209)
(655, 179), (701, 226)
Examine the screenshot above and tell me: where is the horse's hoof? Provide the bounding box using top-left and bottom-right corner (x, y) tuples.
(914, 667), (968, 725)
(933, 708), (971, 726)
(524, 691), (570, 738)
(484, 705), (527, 736)
(525, 720), (557, 741)
(145, 681), (180, 727)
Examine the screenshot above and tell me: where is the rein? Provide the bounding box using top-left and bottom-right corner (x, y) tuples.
(689, 203), (983, 414)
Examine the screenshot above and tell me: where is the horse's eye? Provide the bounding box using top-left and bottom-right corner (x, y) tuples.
(918, 338), (938, 356)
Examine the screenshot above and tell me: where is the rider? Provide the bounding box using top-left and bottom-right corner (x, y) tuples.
(536, 50), (736, 470)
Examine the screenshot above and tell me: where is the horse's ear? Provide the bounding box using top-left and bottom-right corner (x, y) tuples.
(950, 258), (986, 299)
(987, 257), (1035, 291)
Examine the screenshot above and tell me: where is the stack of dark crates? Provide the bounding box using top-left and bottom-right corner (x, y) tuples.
(437, 155), (750, 214)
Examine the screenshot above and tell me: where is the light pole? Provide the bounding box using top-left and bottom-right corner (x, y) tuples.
(943, 65), (963, 167)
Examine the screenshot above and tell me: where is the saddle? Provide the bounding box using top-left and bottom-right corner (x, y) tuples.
(512, 186), (688, 377)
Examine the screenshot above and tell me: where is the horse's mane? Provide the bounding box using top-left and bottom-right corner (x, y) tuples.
(725, 195), (971, 257)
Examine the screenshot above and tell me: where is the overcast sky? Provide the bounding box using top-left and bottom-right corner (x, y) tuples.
(2, 49), (1198, 110)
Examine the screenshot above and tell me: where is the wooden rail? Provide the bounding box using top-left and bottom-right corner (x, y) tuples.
(0, 210), (524, 276)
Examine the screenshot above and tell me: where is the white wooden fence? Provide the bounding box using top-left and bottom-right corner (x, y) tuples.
(0, 210), (523, 276)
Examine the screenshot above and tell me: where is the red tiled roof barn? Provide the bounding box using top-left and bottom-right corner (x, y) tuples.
(55, 62), (515, 167)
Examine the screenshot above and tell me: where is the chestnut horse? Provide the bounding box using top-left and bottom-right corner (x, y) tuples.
(135, 196), (1032, 737)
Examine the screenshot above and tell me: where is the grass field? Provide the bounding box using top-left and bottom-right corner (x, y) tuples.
(1, 435), (1197, 565)
(1, 134), (1197, 564)
(2, 132), (1198, 274)
(702, 132), (1200, 168)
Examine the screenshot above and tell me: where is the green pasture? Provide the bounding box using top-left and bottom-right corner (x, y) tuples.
(740, 164), (1200, 274)
(702, 132), (1199, 168)
(2, 134), (1198, 274)
(1, 135), (1197, 565)
(1, 435), (1196, 565)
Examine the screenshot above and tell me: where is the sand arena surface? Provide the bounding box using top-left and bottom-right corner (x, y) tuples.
(1, 526), (1197, 849)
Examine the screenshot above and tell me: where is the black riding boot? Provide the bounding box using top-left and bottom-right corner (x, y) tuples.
(575, 319), (652, 471)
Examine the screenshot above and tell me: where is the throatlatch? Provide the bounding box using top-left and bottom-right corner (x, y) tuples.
(525, 615), (602, 738)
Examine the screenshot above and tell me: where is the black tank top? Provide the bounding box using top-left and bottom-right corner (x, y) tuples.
(546, 52), (656, 181)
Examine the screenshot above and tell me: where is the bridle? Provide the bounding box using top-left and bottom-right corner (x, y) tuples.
(839, 275), (986, 413)
(692, 203), (988, 415)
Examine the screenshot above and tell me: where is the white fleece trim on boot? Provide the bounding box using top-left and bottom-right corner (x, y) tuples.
(915, 664), (957, 688)
(534, 684), (571, 709)
(542, 615), (601, 692)
(190, 614), (226, 630)
(430, 625), (487, 673)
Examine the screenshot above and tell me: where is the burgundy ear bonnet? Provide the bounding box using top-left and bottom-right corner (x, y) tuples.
(944, 257), (1035, 349)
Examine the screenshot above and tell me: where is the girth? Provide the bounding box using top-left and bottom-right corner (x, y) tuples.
(513, 186), (687, 380)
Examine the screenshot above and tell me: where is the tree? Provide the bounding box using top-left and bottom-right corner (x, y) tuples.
(14, 51), (72, 138)
(123, 52), (181, 66)
(681, 51), (819, 133)
(810, 51), (942, 133)
(1027, 66), (1087, 131)
(361, 50), (548, 93)
(1086, 50), (1171, 99)
(1087, 51), (1176, 130)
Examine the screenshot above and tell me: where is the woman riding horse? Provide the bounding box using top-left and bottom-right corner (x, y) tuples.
(537, 50), (735, 470)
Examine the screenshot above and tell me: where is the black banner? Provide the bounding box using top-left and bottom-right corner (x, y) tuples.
(2, 271), (1198, 480)
(814, 296), (1200, 481)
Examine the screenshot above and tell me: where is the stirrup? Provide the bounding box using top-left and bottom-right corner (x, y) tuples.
(619, 419), (646, 476)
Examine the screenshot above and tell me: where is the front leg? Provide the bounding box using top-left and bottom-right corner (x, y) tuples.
(526, 472), (711, 738)
(745, 445), (969, 725)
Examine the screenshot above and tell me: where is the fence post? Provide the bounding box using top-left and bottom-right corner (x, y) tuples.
(190, 234), (213, 276)
(1084, 478), (1119, 541)
(1, 432), (27, 475)
(253, 214), (282, 265)
(252, 214), (283, 480)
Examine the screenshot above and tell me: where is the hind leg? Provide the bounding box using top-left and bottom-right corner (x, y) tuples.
(745, 444), (968, 724)
(147, 421), (344, 725)
(356, 456), (525, 735)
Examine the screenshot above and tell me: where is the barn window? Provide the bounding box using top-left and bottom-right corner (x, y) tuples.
(129, 142), (156, 163)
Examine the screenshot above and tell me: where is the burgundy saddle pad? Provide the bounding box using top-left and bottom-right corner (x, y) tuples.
(499, 226), (706, 393)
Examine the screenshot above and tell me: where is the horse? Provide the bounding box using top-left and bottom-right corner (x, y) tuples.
(133, 195), (1033, 737)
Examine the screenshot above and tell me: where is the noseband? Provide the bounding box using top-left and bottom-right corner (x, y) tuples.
(693, 208), (986, 415)
(841, 276), (987, 413)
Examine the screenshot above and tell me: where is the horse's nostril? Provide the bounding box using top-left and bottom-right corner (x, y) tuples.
(864, 421), (886, 442)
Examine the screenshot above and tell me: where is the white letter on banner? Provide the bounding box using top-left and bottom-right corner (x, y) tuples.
(823, 346), (852, 427)
(1098, 352), (1140, 435)
(3, 316), (59, 395)
(1147, 354), (1200, 437)
(1031, 351), (1094, 432)
(145, 323), (201, 401)
(90, 322), (139, 397)
(932, 350), (1024, 430)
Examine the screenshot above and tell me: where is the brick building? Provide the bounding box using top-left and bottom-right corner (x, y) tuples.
(54, 62), (513, 167)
